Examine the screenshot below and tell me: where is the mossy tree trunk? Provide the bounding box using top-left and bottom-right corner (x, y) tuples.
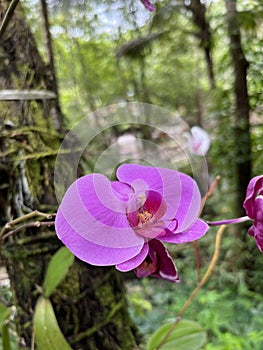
(0, 1), (140, 348)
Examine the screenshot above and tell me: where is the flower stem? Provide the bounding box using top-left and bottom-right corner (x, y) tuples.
(193, 240), (202, 282)
(155, 224), (227, 350)
(207, 216), (250, 226)
(199, 175), (221, 216)
(194, 176), (221, 282)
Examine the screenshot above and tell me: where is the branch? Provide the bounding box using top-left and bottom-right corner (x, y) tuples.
(0, 89), (56, 100)
(2, 221), (55, 241)
(0, 0), (20, 39)
(0, 210), (55, 240)
(199, 175), (221, 216)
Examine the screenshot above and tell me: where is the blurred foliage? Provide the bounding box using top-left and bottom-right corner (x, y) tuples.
(126, 238), (263, 349)
(0, 285), (18, 349)
(21, 0), (263, 177)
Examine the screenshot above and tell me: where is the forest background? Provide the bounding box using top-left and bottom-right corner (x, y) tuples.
(0, 0), (263, 349)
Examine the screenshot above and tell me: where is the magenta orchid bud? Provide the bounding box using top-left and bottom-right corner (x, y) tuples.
(139, 0), (155, 12)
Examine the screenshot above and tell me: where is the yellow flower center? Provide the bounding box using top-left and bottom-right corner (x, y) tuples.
(137, 211), (153, 226)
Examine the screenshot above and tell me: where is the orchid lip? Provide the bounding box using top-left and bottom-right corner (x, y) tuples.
(207, 216), (251, 226)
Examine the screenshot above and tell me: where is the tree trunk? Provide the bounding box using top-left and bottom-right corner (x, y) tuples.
(39, 0), (63, 131)
(223, 0), (262, 294)
(0, 1), (140, 349)
(225, 0), (252, 217)
(186, 0), (215, 88)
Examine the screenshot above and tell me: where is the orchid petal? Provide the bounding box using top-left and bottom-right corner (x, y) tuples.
(248, 196), (263, 252)
(135, 260), (157, 278)
(136, 240), (180, 283)
(144, 190), (167, 220)
(111, 181), (131, 202)
(116, 243), (149, 271)
(248, 224), (263, 252)
(58, 174), (144, 248)
(161, 219), (208, 243)
(55, 210), (144, 265)
(126, 190), (167, 238)
(135, 221), (166, 239)
(254, 196), (263, 223)
(117, 164), (202, 232)
(243, 175), (263, 219)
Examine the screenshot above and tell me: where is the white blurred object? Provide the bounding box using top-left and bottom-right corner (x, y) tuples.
(188, 126), (210, 156)
(117, 134), (142, 158)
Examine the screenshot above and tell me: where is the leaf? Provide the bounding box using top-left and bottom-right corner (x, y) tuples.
(0, 303), (11, 350)
(146, 319), (207, 350)
(0, 302), (10, 326)
(2, 323), (11, 350)
(43, 246), (74, 297)
(33, 296), (73, 350)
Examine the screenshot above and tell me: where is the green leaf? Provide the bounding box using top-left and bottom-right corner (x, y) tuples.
(43, 246), (74, 297)
(33, 296), (73, 350)
(0, 302), (10, 326)
(146, 319), (207, 350)
(2, 323), (11, 350)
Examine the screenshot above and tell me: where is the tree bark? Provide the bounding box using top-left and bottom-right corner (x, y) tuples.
(186, 0), (215, 88)
(223, 0), (262, 294)
(225, 0), (252, 217)
(39, 0), (63, 131)
(0, 1), (140, 349)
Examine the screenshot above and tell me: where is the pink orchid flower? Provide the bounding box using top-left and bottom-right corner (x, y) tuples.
(208, 175), (263, 252)
(140, 0), (155, 11)
(55, 164), (208, 282)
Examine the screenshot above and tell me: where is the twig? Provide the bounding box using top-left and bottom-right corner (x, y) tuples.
(0, 0), (20, 39)
(2, 221), (55, 241)
(156, 224), (226, 350)
(0, 210), (55, 239)
(199, 175), (221, 216)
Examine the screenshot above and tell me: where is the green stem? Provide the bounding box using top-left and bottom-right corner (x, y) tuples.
(156, 225), (226, 350)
